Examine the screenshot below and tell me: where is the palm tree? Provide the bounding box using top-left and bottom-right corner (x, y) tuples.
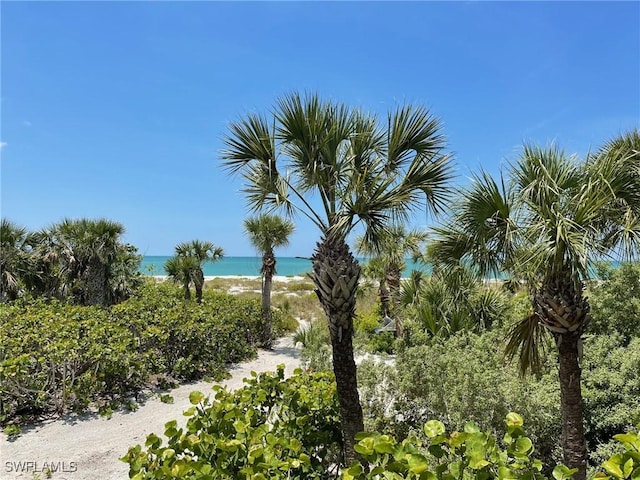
(244, 214), (295, 346)
(174, 240), (223, 303)
(0, 219), (36, 301)
(165, 255), (199, 300)
(48, 218), (125, 306)
(429, 130), (640, 480)
(355, 225), (427, 336)
(221, 92), (453, 464)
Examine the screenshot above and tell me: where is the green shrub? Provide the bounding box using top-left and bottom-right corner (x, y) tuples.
(358, 329), (563, 468)
(589, 262), (640, 344)
(295, 320), (333, 372)
(357, 327), (640, 472)
(596, 426), (640, 480)
(0, 283), (270, 426)
(343, 413), (566, 480)
(582, 336), (640, 466)
(122, 366), (342, 479)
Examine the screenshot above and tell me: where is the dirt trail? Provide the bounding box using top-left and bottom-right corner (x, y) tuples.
(1, 333), (303, 480)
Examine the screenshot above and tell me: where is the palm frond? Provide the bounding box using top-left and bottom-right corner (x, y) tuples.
(504, 313), (549, 376)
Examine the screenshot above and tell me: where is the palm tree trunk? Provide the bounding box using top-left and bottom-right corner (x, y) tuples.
(85, 257), (106, 306)
(261, 251), (275, 347)
(386, 263), (402, 337)
(557, 332), (587, 480)
(378, 279), (390, 318)
(312, 235), (364, 466)
(194, 268), (204, 303)
(183, 279), (191, 300)
(536, 278), (588, 480)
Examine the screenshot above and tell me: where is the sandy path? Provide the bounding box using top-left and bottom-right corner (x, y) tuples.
(1, 333), (303, 480)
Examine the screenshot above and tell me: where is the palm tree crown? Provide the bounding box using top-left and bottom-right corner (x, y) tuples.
(169, 240), (223, 302)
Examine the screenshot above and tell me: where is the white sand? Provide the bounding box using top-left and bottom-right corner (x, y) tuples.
(1, 332), (304, 479)
(153, 275), (307, 282)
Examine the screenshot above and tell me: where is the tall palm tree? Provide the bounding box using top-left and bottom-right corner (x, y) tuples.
(429, 130), (640, 480)
(49, 218), (125, 306)
(244, 214), (295, 346)
(221, 92), (453, 464)
(174, 240), (223, 303)
(355, 225), (427, 336)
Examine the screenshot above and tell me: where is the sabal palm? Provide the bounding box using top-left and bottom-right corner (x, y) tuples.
(222, 92), (453, 464)
(244, 214), (295, 346)
(165, 255), (200, 300)
(49, 218), (125, 306)
(0, 219), (36, 301)
(174, 240), (223, 303)
(355, 225), (427, 336)
(430, 130), (640, 480)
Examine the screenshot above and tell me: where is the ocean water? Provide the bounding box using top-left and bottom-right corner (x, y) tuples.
(139, 256), (435, 278)
(140, 256), (314, 277)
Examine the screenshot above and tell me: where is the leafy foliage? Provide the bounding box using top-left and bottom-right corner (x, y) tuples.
(356, 327), (640, 472)
(0, 217), (142, 305)
(0, 282), (275, 426)
(589, 263), (640, 344)
(122, 366), (342, 479)
(343, 413), (565, 480)
(596, 427), (640, 480)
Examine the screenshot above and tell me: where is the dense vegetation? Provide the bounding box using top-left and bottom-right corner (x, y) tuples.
(0, 282), (284, 429)
(0, 217), (142, 306)
(299, 262), (640, 474)
(123, 367), (640, 480)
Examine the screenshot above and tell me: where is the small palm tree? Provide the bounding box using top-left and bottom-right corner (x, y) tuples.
(244, 214), (295, 346)
(172, 240), (223, 302)
(165, 255), (199, 300)
(429, 130), (640, 480)
(355, 225), (427, 336)
(222, 92), (453, 464)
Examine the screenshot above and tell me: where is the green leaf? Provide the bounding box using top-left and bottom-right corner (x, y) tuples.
(553, 464), (580, 480)
(506, 412), (524, 427)
(408, 454), (430, 474)
(424, 420), (446, 438)
(189, 391), (205, 405)
(516, 437), (533, 454)
(498, 466), (517, 480)
(623, 458), (634, 478)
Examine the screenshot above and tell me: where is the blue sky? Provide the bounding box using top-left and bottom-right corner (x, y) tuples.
(1, 1), (638, 256)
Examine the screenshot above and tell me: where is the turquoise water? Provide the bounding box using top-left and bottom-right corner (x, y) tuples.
(139, 256), (435, 277)
(140, 256), (314, 277)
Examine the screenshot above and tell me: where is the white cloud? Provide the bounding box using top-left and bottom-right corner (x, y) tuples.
(0, 142), (7, 149)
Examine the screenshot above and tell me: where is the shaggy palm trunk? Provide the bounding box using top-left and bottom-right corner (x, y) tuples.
(386, 264), (402, 337)
(194, 268), (205, 303)
(378, 279), (390, 318)
(535, 278), (588, 480)
(85, 257), (106, 306)
(261, 251), (276, 348)
(182, 279), (191, 300)
(312, 235), (364, 466)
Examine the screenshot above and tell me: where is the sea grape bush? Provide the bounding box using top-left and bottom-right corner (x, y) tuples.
(343, 413), (574, 480)
(0, 282), (280, 426)
(596, 429), (640, 480)
(122, 365), (342, 479)
(122, 373), (640, 480)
